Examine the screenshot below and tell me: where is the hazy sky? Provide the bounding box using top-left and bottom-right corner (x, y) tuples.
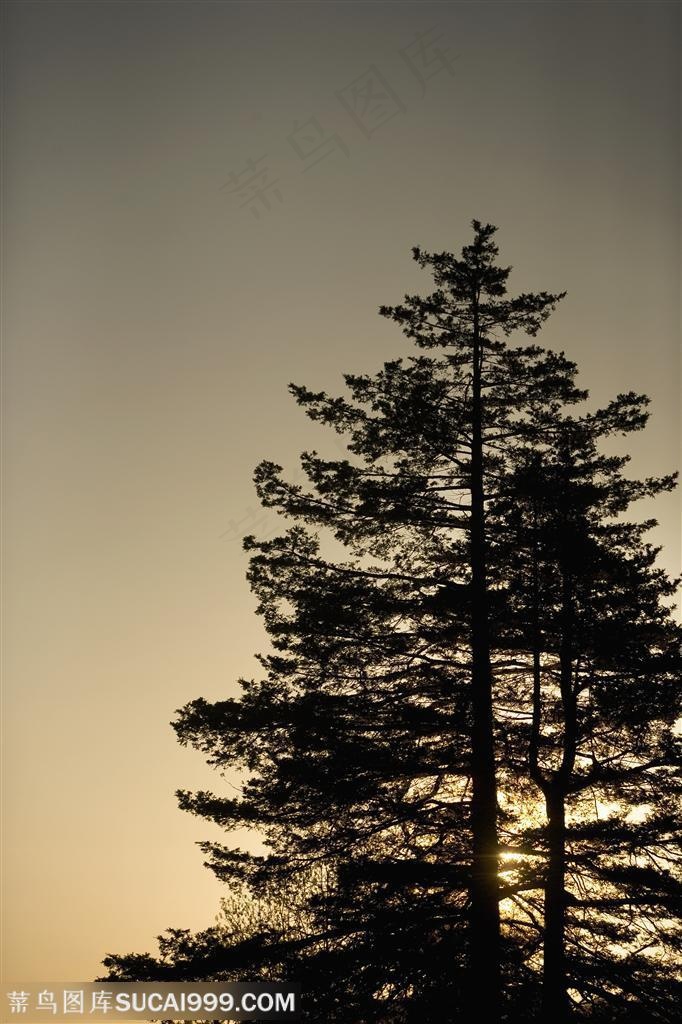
(2, 0), (679, 985)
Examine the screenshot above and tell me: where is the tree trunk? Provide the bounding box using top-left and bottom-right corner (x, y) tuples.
(542, 786), (571, 1023)
(468, 296), (501, 1020)
(543, 550), (576, 1022)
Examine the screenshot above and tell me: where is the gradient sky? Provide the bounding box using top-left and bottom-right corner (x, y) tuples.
(2, 0), (680, 985)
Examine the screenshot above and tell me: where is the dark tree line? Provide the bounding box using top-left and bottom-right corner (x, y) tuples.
(101, 223), (681, 1023)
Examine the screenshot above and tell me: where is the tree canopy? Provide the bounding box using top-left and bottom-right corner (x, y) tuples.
(101, 222), (681, 1024)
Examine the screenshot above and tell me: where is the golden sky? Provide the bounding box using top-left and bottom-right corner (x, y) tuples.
(2, 0), (679, 985)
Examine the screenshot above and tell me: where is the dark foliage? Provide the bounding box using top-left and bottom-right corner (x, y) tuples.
(100, 224), (681, 1023)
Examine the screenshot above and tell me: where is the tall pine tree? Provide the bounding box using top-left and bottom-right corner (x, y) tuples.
(100, 223), (679, 1023)
(166, 223), (580, 1020)
(493, 404), (681, 1022)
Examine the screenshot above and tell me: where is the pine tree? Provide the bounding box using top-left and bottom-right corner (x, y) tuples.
(374, 226), (581, 1017)
(166, 223), (582, 1020)
(100, 222), (680, 1022)
(492, 401), (681, 1021)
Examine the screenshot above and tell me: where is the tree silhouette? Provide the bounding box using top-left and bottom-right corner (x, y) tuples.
(493, 406), (681, 1021)
(100, 223), (680, 1023)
